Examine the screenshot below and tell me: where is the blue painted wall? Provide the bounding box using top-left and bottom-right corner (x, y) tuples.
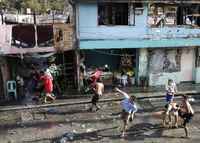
(78, 2), (148, 40)
(77, 2), (200, 41)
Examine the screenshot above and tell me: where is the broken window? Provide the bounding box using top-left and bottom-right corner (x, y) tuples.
(148, 4), (177, 27)
(37, 25), (53, 47)
(148, 4), (200, 27)
(98, 3), (129, 25)
(177, 5), (200, 27)
(134, 3), (144, 15)
(12, 24), (54, 48)
(165, 6), (177, 25)
(12, 25), (36, 48)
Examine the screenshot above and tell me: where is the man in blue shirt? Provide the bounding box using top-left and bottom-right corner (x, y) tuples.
(115, 87), (137, 137)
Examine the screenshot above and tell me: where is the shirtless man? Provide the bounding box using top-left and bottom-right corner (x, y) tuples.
(115, 87), (137, 137)
(89, 78), (104, 112)
(163, 102), (180, 128)
(179, 95), (194, 138)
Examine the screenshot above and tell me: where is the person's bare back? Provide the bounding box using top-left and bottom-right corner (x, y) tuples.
(95, 82), (104, 96)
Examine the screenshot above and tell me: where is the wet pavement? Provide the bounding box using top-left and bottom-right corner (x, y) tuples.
(0, 95), (200, 143)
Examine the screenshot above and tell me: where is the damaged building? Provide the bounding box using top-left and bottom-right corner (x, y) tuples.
(1, 0), (200, 100)
(75, 0), (200, 88)
(0, 7), (76, 101)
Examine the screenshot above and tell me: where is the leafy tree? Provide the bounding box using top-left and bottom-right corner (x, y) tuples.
(1, 0), (67, 14)
(14, 0), (24, 13)
(48, 0), (65, 12)
(0, 0), (7, 10)
(22, 0), (42, 14)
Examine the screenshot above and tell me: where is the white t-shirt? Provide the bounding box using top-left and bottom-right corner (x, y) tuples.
(166, 82), (177, 95)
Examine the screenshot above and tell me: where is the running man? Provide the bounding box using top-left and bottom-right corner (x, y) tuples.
(178, 95), (194, 138)
(40, 69), (55, 103)
(89, 78), (104, 112)
(115, 87), (137, 137)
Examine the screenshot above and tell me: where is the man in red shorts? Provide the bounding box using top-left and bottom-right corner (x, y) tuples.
(40, 69), (55, 103)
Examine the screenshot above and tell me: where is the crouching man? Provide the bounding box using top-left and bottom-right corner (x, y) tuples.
(115, 87), (137, 137)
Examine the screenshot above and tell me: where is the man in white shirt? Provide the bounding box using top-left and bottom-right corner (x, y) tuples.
(164, 79), (178, 127)
(165, 79), (178, 103)
(115, 87), (137, 137)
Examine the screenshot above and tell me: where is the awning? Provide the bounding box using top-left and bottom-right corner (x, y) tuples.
(80, 38), (200, 49)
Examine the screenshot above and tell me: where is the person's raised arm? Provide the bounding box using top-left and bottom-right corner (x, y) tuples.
(115, 87), (129, 99)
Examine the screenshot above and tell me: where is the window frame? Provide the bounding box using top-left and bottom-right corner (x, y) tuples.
(97, 2), (134, 26)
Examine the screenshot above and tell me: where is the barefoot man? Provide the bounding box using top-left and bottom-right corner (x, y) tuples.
(115, 87), (137, 137)
(178, 95), (194, 138)
(89, 78), (104, 112)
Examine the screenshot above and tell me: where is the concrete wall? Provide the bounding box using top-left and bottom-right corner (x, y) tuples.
(195, 67), (200, 83)
(148, 48), (195, 86)
(149, 72), (181, 86)
(180, 48), (195, 82)
(138, 48), (148, 80)
(77, 2), (200, 40)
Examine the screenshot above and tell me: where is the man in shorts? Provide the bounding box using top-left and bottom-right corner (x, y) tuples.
(163, 101), (180, 128)
(178, 95), (194, 138)
(89, 78), (104, 112)
(165, 79), (178, 104)
(115, 87), (137, 137)
(40, 69), (55, 103)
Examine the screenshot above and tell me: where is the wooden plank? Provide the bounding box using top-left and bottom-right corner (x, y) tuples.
(53, 24), (73, 51)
